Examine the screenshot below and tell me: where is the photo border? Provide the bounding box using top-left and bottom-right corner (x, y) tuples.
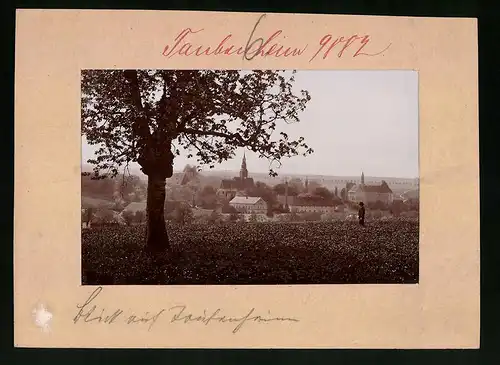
(8, 0), (492, 361)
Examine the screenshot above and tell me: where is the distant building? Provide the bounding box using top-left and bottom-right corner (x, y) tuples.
(347, 172), (394, 205)
(122, 201), (147, 214)
(278, 178), (338, 213)
(217, 152), (255, 200)
(401, 188), (419, 202)
(168, 173), (190, 185)
(401, 188), (419, 209)
(191, 207), (215, 219)
(289, 194), (337, 213)
(122, 200), (190, 215)
(392, 194), (404, 202)
(229, 196), (267, 214)
(167, 165), (197, 186)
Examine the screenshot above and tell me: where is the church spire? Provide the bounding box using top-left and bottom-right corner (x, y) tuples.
(361, 171), (365, 185)
(242, 150), (247, 169)
(239, 151), (248, 180)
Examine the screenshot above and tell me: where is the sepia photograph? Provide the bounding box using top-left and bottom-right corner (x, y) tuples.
(14, 9), (480, 350)
(81, 69), (419, 285)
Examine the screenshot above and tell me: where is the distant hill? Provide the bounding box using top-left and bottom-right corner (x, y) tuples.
(81, 163), (418, 191)
(201, 170), (419, 192)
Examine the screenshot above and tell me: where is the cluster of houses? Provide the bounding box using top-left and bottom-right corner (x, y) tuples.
(215, 154), (407, 214)
(82, 153), (419, 227)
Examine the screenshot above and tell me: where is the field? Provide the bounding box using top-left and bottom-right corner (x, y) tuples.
(82, 220), (419, 285)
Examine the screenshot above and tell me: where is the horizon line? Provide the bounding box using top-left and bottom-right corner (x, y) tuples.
(81, 163), (418, 180)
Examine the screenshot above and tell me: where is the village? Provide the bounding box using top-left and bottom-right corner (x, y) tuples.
(79, 69), (420, 285)
(81, 153), (420, 228)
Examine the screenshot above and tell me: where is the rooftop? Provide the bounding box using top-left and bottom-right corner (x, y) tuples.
(291, 198), (337, 207)
(229, 196), (264, 205)
(402, 189), (419, 200)
(220, 177), (255, 190)
(122, 201), (146, 213)
(167, 172), (189, 185)
(348, 181), (393, 194)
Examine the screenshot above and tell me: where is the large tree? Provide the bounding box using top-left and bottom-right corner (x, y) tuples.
(82, 69), (313, 252)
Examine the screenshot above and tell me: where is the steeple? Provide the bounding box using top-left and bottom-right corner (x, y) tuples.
(241, 151), (247, 169)
(361, 171), (365, 185)
(239, 151), (248, 180)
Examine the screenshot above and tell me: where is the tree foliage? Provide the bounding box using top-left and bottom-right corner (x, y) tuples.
(306, 180), (321, 192)
(340, 188), (347, 201)
(288, 178), (305, 193)
(196, 185), (218, 209)
(81, 69), (314, 251)
(248, 181), (276, 205)
(273, 183), (299, 196)
(168, 204), (194, 225)
(249, 213), (259, 223)
(82, 70), (313, 179)
(313, 187), (334, 201)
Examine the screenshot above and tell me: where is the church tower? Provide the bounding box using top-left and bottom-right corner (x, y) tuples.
(239, 151), (248, 180)
(361, 171), (365, 185)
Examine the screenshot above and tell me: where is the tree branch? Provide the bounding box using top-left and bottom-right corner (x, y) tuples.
(181, 127), (246, 144)
(123, 70), (151, 143)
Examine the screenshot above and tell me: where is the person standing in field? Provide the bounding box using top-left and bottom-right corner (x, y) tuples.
(358, 202), (366, 226)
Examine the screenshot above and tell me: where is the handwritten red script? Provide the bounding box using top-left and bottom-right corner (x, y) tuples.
(161, 14), (391, 62)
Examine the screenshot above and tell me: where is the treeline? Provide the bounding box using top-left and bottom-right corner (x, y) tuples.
(81, 174), (147, 204)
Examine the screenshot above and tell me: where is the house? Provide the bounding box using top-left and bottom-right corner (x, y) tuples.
(288, 194), (337, 214)
(392, 194), (404, 202)
(122, 201), (147, 214)
(277, 179), (339, 213)
(347, 172), (394, 205)
(168, 172), (190, 185)
(229, 196), (267, 214)
(217, 152), (255, 200)
(401, 188), (419, 210)
(122, 200), (189, 215)
(166, 165), (198, 186)
(191, 207), (215, 219)
(401, 189), (419, 204)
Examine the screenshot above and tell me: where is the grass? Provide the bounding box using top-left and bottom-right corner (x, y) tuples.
(82, 220), (419, 285)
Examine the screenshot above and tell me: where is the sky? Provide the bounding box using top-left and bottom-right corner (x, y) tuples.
(82, 70), (418, 178)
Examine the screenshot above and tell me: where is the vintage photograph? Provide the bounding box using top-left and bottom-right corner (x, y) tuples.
(81, 69), (419, 285)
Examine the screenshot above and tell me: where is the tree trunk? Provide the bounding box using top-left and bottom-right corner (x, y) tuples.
(145, 174), (169, 253)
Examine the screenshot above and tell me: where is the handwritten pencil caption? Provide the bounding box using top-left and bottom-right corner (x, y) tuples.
(162, 14), (392, 62)
(73, 287), (299, 334)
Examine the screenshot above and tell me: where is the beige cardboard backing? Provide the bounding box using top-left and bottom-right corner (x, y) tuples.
(14, 10), (479, 348)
